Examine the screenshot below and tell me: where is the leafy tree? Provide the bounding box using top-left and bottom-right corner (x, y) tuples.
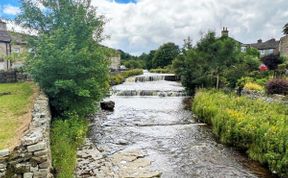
(17, 0), (109, 117)
(123, 59), (145, 69)
(152, 42), (180, 68)
(283, 23), (288, 35)
(173, 32), (260, 94)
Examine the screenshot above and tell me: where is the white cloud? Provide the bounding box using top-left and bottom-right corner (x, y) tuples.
(3, 5), (20, 16)
(90, 0), (288, 55)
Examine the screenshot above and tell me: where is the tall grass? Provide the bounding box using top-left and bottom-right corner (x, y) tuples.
(51, 116), (88, 178)
(192, 89), (288, 177)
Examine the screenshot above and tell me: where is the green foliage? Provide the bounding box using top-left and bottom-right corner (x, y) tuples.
(110, 69), (143, 85)
(173, 32), (260, 94)
(123, 59), (145, 69)
(18, 0), (109, 117)
(152, 42), (180, 68)
(51, 116), (88, 178)
(192, 90), (288, 177)
(149, 68), (172, 74)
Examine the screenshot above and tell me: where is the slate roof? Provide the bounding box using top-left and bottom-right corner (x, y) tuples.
(245, 39), (279, 50)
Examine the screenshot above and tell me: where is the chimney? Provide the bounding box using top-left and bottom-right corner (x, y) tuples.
(0, 20), (7, 31)
(257, 39), (262, 43)
(221, 27), (229, 37)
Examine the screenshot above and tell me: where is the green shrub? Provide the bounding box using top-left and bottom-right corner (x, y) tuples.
(192, 90), (288, 177)
(51, 115), (88, 178)
(110, 69), (143, 85)
(149, 68), (172, 74)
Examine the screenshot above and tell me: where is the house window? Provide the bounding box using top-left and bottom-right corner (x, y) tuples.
(241, 47), (247, 52)
(268, 49), (273, 55)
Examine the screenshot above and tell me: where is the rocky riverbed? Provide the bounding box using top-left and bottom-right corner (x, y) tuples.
(75, 72), (275, 178)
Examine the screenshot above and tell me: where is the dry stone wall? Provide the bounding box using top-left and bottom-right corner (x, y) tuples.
(0, 93), (53, 178)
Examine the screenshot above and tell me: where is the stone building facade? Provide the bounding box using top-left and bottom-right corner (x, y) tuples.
(279, 35), (288, 57)
(0, 20), (11, 70)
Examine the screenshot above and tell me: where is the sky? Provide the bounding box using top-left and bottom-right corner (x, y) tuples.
(1, 0), (288, 55)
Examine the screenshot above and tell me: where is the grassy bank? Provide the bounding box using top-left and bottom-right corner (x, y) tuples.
(51, 116), (88, 178)
(192, 89), (288, 177)
(0, 82), (37, 149)
(110, 69), (143, 85)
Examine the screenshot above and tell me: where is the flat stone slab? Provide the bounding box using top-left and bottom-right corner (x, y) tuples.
(0, 149), (9, 157)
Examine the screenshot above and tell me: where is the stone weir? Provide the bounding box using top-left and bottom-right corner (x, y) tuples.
(134, 74), (179, 82)
(0, 93), (53, 178)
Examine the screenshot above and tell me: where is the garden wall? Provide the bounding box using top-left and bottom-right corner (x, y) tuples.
(0, 70), (29, 83)
(0, 93), (53, 178)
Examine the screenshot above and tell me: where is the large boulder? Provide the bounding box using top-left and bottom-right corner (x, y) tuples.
(100, 101), (115, 111)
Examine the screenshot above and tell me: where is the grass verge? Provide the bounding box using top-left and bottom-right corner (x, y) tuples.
(192, 89), (288, 177)
(51, 116), (88, 178)
(0, 82), (37, 150)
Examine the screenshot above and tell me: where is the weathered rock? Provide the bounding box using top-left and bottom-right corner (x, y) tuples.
(100, 101), (115, 111)
(34, 169), (48, 177)
(116, 139), (129, 145)
(0, 149), (9, 157)
(34, 149), (48, 157)
(23, 172), (33, 178)
(31, 156), (48, 164)
(14, 163), (31, 173)
(21, 129), (43, 146)
(39, 161), (49, 169)
(27, 142), (46, 153)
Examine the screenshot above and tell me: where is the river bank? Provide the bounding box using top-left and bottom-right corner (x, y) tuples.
(75, 72), (274, 177)
(193, 89), (287, 177)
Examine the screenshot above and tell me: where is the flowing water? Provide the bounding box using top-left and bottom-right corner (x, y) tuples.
(76, 71), (275, 178)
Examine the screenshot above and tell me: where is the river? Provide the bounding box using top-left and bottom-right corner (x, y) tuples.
(75, 71), (275, 178)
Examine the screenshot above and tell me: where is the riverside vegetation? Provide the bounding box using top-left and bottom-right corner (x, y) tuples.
(173, 29), (288, 177)
(192, 90), (288, 177)
(17, 0), (110, 177)
(110, 69), (143, 85)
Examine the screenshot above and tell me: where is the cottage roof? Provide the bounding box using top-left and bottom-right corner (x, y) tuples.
(247, 39), (279, 50)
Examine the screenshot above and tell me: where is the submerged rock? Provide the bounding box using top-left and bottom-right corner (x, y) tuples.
(100, 101), (115, 111)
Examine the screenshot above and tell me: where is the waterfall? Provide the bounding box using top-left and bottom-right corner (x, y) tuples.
(112, 72), (185, 97)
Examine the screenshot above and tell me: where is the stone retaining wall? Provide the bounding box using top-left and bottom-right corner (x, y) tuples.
(0, 70), (29, 83)
(0, 93), (53, 178)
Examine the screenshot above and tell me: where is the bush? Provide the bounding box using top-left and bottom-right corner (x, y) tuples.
(244, 82), (264, 91)
(192, 90), (288, 177)
(51, 116), (88, 178)
(149, 68), (172, 74)
(110, 69), (143, 85)
(266, 78), (288, 95)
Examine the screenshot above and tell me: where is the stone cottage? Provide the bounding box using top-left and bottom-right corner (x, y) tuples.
(243, 39), (280, 57)
(0, 20), (11, 70)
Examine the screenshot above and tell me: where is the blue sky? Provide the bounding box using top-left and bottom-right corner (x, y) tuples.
(0, 0), (21, 19)
(0, 0), (135, 19)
